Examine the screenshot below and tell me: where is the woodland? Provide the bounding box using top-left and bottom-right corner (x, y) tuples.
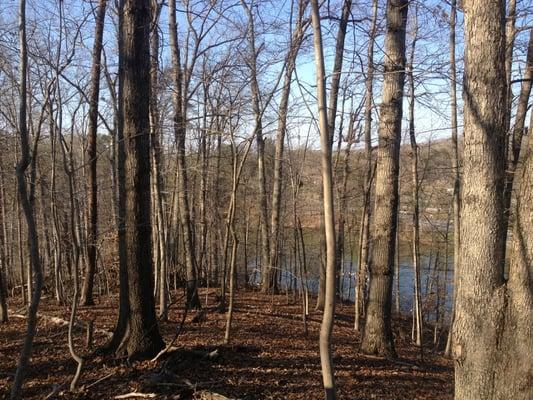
(0, 0), (532, 399)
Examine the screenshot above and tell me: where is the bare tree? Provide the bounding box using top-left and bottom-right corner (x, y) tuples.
(119, 0), (165, 358)
(406, 7), (422, 348)
(169, 0), (201, 309)
(310, 0), (337, 397)
(360, 0), (408, 357)
(355, 0), (378, 332)
(81, 0), (107, 307)
(10, 0), (44, 397)
(445, 0), (461, 357)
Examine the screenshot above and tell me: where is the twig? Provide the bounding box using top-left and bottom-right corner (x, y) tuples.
(84, 372), (115, 390)
(114, 393), (156, 399)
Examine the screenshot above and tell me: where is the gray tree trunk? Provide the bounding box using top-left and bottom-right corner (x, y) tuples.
(360, 0), (408, 357)
(81, 0), (107, 307)
(453, 1), (531, 398)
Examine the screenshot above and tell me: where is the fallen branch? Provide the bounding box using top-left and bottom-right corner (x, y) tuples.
(85, 371), (115, 390)
(114, 393), (156, 399)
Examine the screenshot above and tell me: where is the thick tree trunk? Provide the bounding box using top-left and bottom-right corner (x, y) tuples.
(493, 131), (533, 399)
(451, 1), (531, 398)
(360, 0), (408, 357)
(120, 0), (165, 359)
(81, 0), (107, 307)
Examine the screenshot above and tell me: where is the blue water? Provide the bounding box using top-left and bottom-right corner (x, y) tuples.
(248, 255), (454, 321)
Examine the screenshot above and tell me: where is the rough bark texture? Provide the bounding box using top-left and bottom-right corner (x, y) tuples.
(81, 0), (107, 307)
(360, 0), (408, 357)
(494, 132), (533, 399)
(121, 0), (164, 359)
(452, 1), (531, 398)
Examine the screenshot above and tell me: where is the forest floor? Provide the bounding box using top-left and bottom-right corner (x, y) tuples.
(0, 288), (453, 399)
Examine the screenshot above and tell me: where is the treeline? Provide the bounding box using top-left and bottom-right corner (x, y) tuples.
(0, 0), (532, 399)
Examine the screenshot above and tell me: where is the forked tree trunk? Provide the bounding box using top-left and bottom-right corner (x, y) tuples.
(360, 0), (408, 357)
(81, 0), (107, 307)
(310, 0), (337, 397)
(120, 0), (165, 359)
(453, 1), (531, 398)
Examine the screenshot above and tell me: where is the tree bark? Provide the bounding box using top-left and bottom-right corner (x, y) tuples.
(360, 0), (408, 357)
(120, 0), (165, 359)
(81, 0), (107, 307)
(452, 1), (530, 398)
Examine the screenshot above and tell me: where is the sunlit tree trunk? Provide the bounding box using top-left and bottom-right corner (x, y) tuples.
(311, 0), (337, 397)
(360, 0), (408, 357)
(453, 1), (531, 398)
(406, 9), (422, 348)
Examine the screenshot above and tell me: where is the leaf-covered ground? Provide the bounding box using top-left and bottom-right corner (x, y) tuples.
(0, 289), (453, 399)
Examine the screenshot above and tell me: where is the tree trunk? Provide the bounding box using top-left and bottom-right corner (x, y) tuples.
(168, 0), (200, 309)
(81, 0), (107, 307)
(11, 0), (44, 396)
(406, 10), (422, 348)
(445, 0), (461, 358)
(120, 0), (165, 359)
(355, 0), (378, 332)
(310, 0), (337, 397)
(360, 0), (408, 357)
(503, 28), (533, 236)
(452, 1), (530, 398)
